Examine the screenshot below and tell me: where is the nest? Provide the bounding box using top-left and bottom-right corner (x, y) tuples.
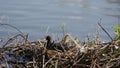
(0, 34), (120, 68)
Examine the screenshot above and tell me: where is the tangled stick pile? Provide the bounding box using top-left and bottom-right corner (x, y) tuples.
(0, 34), (120, 68)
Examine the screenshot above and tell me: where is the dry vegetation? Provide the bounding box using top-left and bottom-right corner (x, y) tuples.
(0, 22), (120, 68)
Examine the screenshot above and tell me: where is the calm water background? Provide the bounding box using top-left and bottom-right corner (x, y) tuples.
(0, 0), (119, 43)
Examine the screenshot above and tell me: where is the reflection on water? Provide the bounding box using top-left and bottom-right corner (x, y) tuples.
(106, 0), (120, 4)
(0, 0), (119, 42)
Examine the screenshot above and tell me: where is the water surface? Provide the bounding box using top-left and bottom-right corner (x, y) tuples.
(0, 0), (119, 42)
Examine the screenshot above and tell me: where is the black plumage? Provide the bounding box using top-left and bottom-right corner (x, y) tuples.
(45, 35), (68, 52)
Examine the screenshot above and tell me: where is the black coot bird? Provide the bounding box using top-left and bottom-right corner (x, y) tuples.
(45, 35), (69, 52)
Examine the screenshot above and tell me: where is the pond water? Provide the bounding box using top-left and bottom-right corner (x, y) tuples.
(0, 0), (119, 42)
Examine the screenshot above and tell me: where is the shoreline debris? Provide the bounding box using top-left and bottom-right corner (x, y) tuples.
(0, 33), (120, 68)
(0, 22), (120, 68)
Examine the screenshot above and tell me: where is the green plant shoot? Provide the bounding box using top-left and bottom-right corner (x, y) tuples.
(61, 23), (66, 36)
(113, 26), (120, 40)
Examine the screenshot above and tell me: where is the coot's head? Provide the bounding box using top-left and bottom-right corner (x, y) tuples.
(45, 35), (52, 43)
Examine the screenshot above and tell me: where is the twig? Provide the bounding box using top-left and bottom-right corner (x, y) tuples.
(55, 60), (58, 68)
(2, 53), (10, 68)
(90, 59), (97, 68)
(72, 53), (86, 67)
(2, 34), (26, 48)
(42, 54), (45, 68)
(0, 23), (23, 35)
(42, 43), (47, 68)
(44, 56), (55, 67)
(33, 57), (37, 68)
(98, 19), (113, 41)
